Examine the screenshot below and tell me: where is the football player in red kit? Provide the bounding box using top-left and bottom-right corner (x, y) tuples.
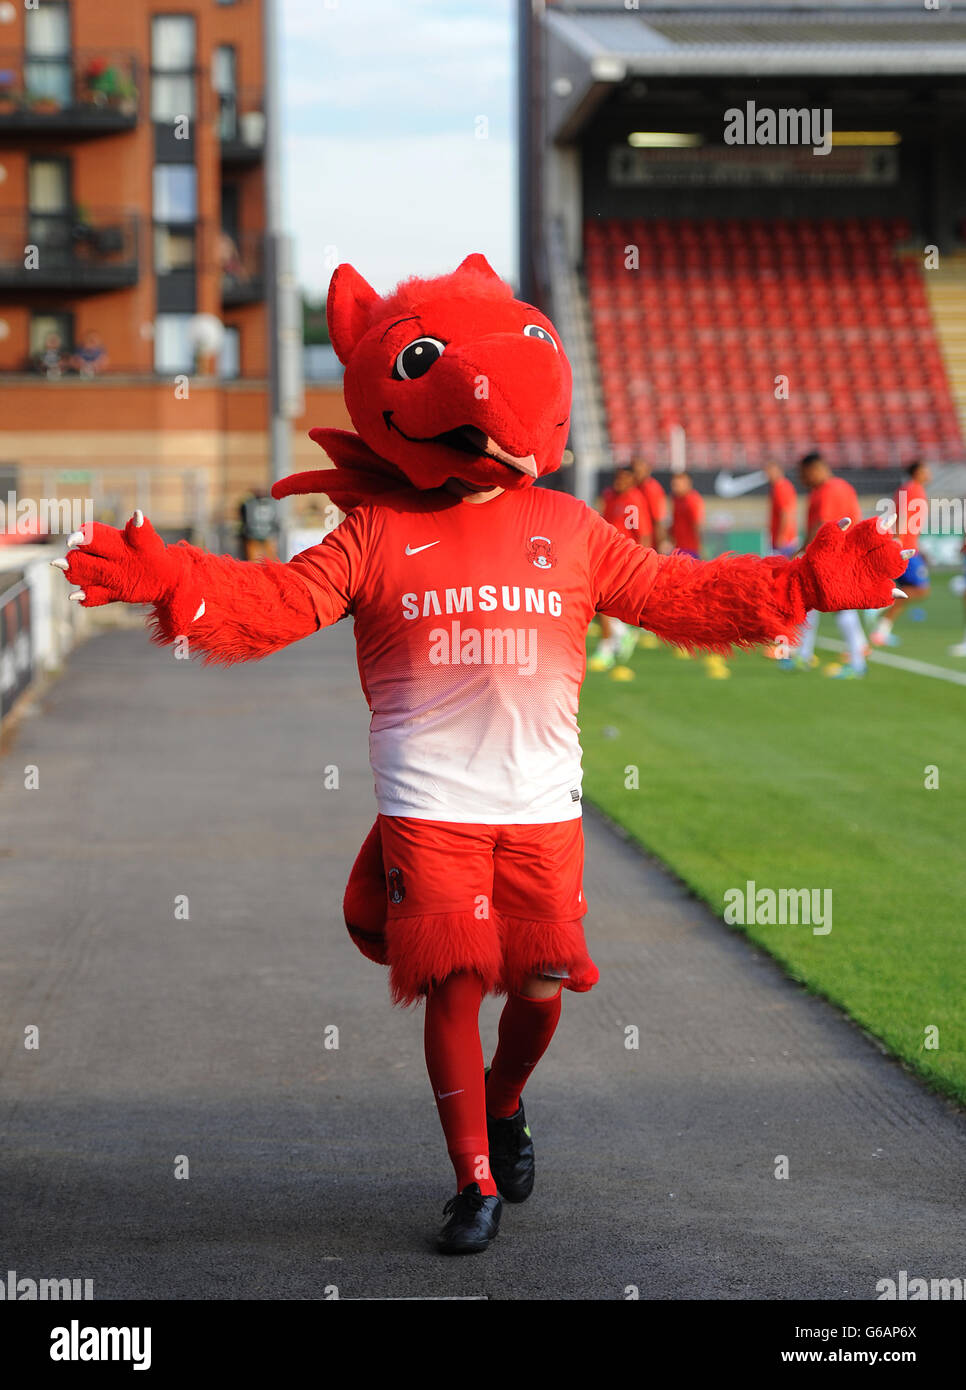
(670, 472), (704, 558)
(870, 460), (931, 647)
(592, 465), (649, 669)
(53, 256), (906, 1255)
(766, 460), (799, 557)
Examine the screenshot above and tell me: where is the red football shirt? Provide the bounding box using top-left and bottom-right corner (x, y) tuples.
(286, 486), (668, 825)
(671, 491), (704, 554)
(895, 480), (927, 553)
(770, 476), (798, 548)
(806, 477), (861, 535)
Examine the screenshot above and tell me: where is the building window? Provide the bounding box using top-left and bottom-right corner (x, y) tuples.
(154, 225), (196, 276)
(154, 313), (195, 374)
(219, 326), (241, 380)
(28, 156), (71, 214)
(153, 165), (197, 223)
(213, 44), (238, 142)
(151, 15), (196, 122)
(24, 1), (71, 106)
(28, 156), (72, 266)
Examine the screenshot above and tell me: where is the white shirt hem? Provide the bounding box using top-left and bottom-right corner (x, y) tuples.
(376, 801), (583, 825)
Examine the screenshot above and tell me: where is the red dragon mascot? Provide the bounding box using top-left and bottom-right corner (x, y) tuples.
(55, 253), (905, 1254)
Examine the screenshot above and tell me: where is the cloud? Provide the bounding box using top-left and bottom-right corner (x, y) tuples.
(285, 130), (515, 296)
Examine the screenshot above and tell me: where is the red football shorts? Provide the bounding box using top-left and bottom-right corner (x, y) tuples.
(343, 815), (599, 1005)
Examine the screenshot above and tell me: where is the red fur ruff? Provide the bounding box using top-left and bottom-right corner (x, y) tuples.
(498, 914), (599, 995)
(385, 910), (505, 1007)
(383, 910), (598, 1006)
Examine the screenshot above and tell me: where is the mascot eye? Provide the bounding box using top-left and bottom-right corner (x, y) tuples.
(523, 324), (557, 350)
(393, 337), (446, 380)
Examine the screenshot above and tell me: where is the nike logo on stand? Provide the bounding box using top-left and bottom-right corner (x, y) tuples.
(406, 541), (440, 555)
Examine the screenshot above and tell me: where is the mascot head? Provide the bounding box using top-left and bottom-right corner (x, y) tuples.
(273, 254), (572, 509)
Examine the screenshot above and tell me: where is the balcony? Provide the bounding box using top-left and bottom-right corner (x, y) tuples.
(220, 230), (265, 306)
(0, 50), (139, 133)
(0, 210), (140, 292)
(217, 87), (265, 163)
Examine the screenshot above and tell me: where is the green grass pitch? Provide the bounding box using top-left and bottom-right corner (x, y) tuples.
(579, 572), (966, 1103)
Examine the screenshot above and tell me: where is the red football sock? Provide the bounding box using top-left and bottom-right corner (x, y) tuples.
(485, 989), (562, 1119)
(424, 971), (498, 1196)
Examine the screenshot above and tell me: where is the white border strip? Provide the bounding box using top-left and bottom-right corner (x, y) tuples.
(817, 637), (966, 688)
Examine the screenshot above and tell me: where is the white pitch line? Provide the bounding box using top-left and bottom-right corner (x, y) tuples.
(817, 637), (966, 687)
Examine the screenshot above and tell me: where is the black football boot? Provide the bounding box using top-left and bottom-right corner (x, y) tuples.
(485, 1069), (536, 1204)
(435, 1182), (502, 1254)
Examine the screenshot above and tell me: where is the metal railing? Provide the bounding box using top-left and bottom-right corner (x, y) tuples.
(0, 49), (138, 124)
(546, 217), (611, 504)
(217, 86), (265, 158)
(220, 229), (265, 305)
(0, 209), (140, 290)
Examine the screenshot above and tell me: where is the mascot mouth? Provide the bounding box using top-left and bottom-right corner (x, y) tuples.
(383, 412), (538, 478)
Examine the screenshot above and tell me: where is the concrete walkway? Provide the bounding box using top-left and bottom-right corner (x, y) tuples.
(1, 623), (962, 1300)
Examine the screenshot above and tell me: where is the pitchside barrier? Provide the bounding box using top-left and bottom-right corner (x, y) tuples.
(0, 546), (95, 729)
(0, 571), (32, 721)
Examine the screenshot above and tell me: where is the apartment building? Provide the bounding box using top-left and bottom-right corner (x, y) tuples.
(0, 0), (346, 536)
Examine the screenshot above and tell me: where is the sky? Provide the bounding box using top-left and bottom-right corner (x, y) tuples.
(280, 0), (516, 302)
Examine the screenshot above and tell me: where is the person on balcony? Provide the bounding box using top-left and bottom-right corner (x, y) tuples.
(33, 331), (66, 380)
(70, 330), (109, 379)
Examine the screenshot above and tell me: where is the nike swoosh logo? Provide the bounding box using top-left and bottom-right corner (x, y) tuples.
(406, 541), (440, 555)
(437, 1088), (464, 1099)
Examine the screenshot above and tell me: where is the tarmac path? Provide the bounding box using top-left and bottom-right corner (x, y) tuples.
(1, 623), (962, 1300)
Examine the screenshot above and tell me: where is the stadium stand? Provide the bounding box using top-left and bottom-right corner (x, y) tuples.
(585, 216), (963, 470)
(521, 2), (966, 499)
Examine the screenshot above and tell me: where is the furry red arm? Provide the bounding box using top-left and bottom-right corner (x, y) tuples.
(639, 518), (906, 654)
(146, 544), (323, 665)
(638, 550), (810, 654)
(56, 514), (337, 667)
(588, 507), (905, 655)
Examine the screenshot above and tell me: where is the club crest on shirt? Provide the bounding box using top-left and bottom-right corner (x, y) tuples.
(387, 867), (406, 904)
(526, 535), (556, 569)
